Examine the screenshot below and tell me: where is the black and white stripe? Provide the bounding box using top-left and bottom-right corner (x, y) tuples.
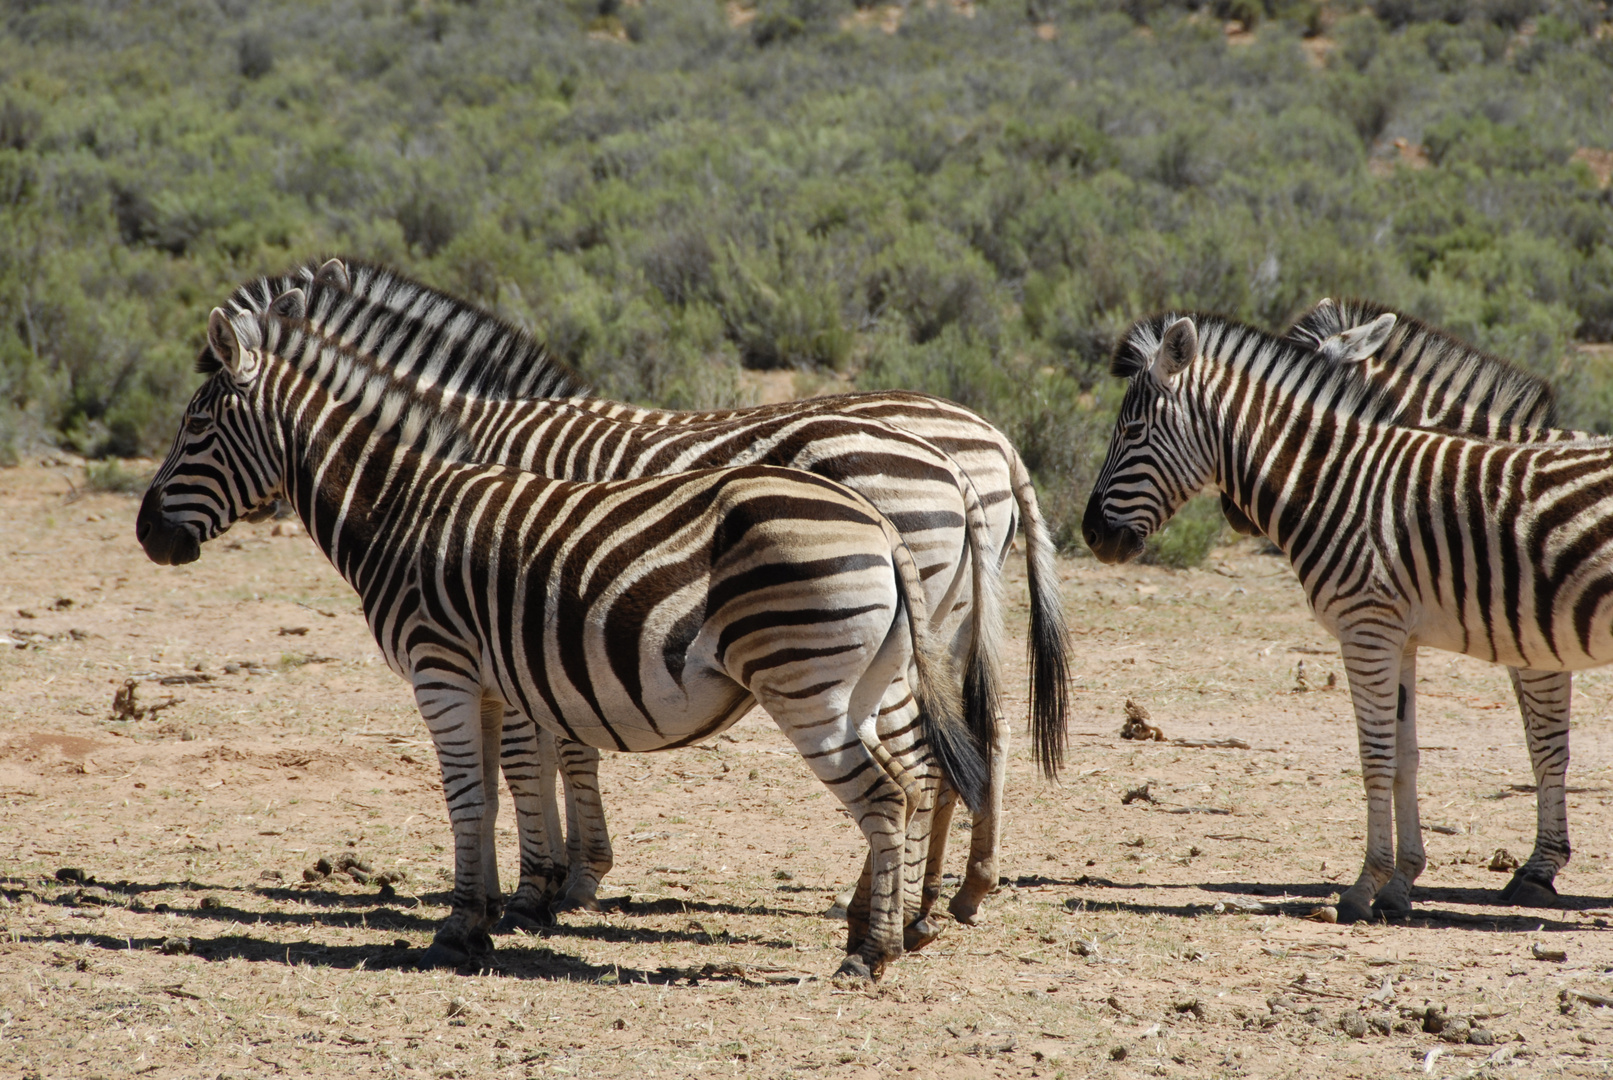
(212, 258), (1068, 926)
(1083, 312), (1613, 923)
(1282, 298), (1577, 906)
(138, 299), (987, 979)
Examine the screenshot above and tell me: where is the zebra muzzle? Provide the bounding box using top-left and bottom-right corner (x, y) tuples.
(1080, 499), (1145, 564)
(135, 488), (203, 566)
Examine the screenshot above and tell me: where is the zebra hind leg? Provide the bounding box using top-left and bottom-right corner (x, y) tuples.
(1499, 668), (1571, 908)
(1335, 631), (1407, 925)
(494, 711), (563, 934)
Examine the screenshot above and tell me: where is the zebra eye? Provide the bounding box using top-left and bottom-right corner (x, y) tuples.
(1123, 420), (1146, 440)
(185, 413), (211, 435)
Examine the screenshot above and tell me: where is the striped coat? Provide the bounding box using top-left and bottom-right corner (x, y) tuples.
(215, 259), (1068, 925)
(138, 302), (986, 979)
(1083, 312), (1613, 923)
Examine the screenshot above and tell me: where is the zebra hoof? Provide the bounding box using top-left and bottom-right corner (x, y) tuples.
(1335, 896), (1375, 925)
(418, 941), (472, 970)
(492, 904), (555, 936)
(1501, 875), (1559, 909)
(1370, 897), (1411, 922)
(903, 915), (946, 953)
(833, 955), (876, 985)
(947, 894), (983, 926)
(551, 894), (602, 915)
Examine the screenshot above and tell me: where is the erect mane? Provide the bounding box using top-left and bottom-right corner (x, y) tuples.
(1114, 312), (1400, 423)
(259, 311), (470, 465)
(218, 258), (590, 402)
(1283, 297), (1558, 432)
(332, 259), (588, 401)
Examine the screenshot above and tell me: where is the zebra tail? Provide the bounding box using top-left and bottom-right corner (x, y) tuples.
(1009, 446), (1070, 780)
(958, 470), (1005, 764)
(886, 519), (989, 816)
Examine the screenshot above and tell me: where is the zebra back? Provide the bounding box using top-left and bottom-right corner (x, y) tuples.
(1284, 298), (1558, 439)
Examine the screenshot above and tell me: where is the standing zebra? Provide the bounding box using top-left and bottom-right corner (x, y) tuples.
(214, 258), (1069, 924)
(1278, 298), (1573, 907)
(138, 298), (986, 978)
(1082, 311), (1613, 923)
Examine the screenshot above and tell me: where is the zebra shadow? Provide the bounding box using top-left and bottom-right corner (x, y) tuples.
(26, 930), (801, 985)
(1061, 878), (1608, 932)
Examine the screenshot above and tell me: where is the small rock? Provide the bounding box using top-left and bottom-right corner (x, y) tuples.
(1173, 999), (1205, 1019)
(1339, 1011), (1367, 1038)
(1267, 994), (1298, 1014)
(198, 895), (220, 910)
(1488, 848), (1520, 873)
(445, 996), (468, 1018)
(1440, 1018), (1471, 1044)
(1109, 1046), (1128, 1061)
(1367, 1012), (1393, 1036)
(160, 936), (191, 956)
(1422, 1007), (1448, 1035)
(1468, 1027), (1495, 1046)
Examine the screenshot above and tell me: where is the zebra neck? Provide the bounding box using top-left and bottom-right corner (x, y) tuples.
(273, 386), (431, 595)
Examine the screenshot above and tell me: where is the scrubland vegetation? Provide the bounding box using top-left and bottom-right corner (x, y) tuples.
(1, 0), (1610, 554)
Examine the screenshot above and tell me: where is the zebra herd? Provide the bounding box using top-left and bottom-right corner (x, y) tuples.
(133, 256), (1603, 978)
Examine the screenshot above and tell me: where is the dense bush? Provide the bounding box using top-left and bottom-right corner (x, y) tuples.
(0, 0), (1609, 561)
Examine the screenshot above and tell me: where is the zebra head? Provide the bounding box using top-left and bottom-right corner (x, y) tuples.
(137, 292), (302, 565)
(1081, 315), (1210, 564)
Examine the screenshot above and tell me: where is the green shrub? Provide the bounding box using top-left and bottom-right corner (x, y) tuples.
(82, 459), (149, 495)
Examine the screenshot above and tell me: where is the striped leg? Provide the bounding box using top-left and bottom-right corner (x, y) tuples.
(1500, 668), (1572, 907)
(922, 786), (958, 918)
(412, 671), (501, 968)
(949, 717), (1006, 924)
(557, 740), (613, 912)
(1371, 648), (1426, 919)
(494, 712), (564, 933)
(1336, 625), (1409, 924)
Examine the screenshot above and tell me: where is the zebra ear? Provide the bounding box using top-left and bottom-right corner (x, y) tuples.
(315, 258), (350, 289)
(207, 308), (245, 376)
(268, 287), (306, 320)
(1324, 312), (1397, 364)
(1151, 317), (1197, 387)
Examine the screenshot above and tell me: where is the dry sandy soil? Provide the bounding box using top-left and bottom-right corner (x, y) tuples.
(4, 458), (1613, 1079)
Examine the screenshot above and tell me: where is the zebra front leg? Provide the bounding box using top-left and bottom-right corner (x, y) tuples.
(1336, 631), (1407, 925)
(555, 739), (613, 913)
(1499, 668), (1571, 907)
(493, 711), (564, 934)
(1371, 649), (1425, 920)
(476, 697), (505, 929)
(413, 677), (500, 969)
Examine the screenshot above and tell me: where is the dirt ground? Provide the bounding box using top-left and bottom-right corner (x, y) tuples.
(4, 459), (1613, 1080)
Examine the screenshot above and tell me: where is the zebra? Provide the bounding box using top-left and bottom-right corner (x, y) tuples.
(212, 257), (1069, 925)
(137, 296), (988, 979)
(1277, 298), (1573, 907)
(1081, 310), (1613, 924)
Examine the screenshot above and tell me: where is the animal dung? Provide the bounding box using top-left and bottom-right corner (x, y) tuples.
(1119, 699), (1165, 741)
